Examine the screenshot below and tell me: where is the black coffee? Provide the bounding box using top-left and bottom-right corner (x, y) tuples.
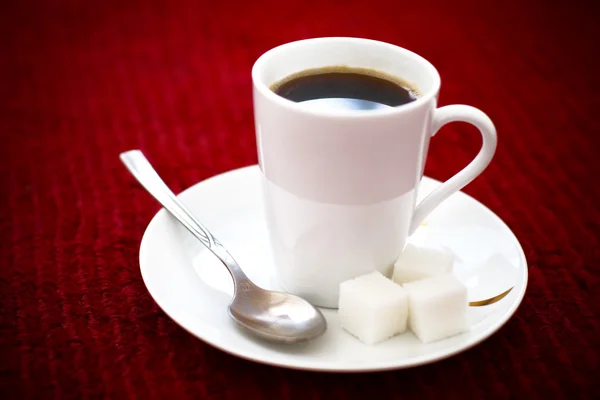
(271, 66), (418, 110)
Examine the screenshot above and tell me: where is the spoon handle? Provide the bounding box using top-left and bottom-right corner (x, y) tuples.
(120, 150), (251, 286)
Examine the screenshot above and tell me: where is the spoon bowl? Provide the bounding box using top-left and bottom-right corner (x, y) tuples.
(229, 285), (327, 343)
(120, 150), (327, 344)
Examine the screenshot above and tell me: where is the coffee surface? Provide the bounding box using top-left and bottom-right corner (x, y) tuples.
(271, 66), (418, 110)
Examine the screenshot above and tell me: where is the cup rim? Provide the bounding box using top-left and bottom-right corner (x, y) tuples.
(252, 37), (441, 119)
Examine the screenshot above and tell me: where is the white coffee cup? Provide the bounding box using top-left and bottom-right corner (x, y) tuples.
(252, 37), (497, 308)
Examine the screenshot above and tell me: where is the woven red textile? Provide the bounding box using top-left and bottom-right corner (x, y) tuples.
(1, 0), (599, 398)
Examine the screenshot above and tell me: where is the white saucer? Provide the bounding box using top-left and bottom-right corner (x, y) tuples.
(139, 166), (528, 372)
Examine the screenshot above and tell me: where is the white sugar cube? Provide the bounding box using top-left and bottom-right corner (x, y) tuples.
(403, 274), (468, 343)
(392, 244), (454, 284)
(339, 271), (408, 345)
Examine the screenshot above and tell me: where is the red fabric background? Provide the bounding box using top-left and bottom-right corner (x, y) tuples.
(1, 0), (599, 398)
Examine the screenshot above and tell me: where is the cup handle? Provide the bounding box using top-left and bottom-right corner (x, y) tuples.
(409, 105), (498, 235)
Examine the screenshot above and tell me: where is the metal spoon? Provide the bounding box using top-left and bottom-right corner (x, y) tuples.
(120, 150), (327, 344)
